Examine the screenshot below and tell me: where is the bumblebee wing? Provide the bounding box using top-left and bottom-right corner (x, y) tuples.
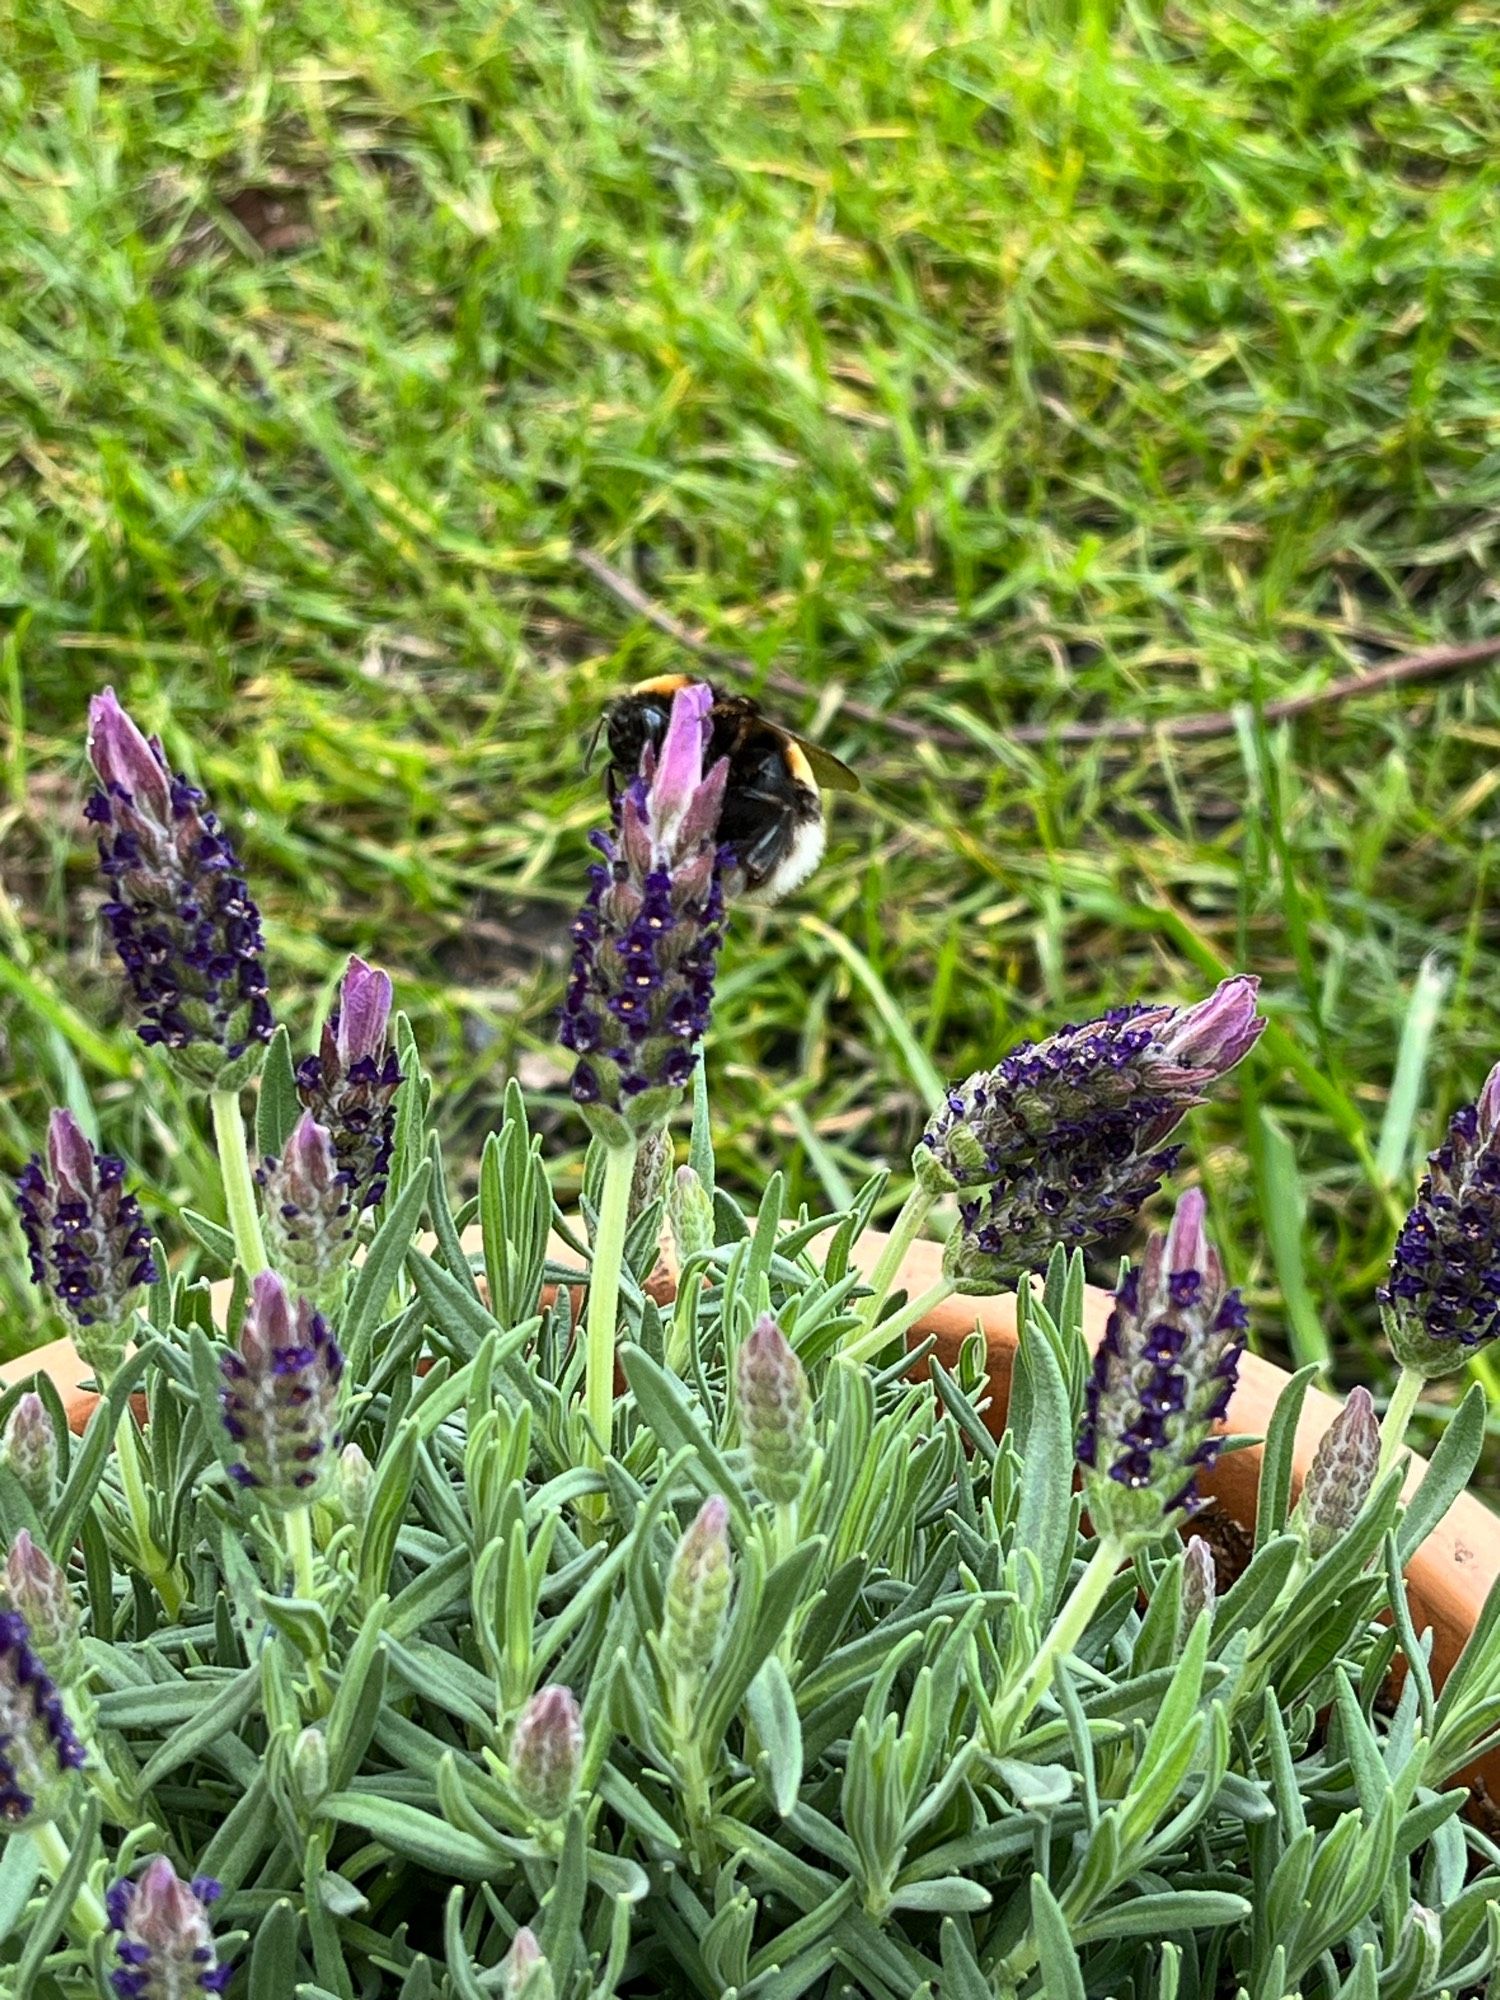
(792, 735), (861, 793)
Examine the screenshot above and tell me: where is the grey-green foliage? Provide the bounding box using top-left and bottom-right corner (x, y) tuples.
(3, 1074), (1500, 2000)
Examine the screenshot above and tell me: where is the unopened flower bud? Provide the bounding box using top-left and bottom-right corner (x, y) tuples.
(510, 1685), (583, 1823)
(338, 1442), (373, 1532)
(629, 1126), (674, 1226)
(16, 1110), (157, 1379)
(1078, 1190), (1248, 1545)
(86, 687), (272, 1091)
(737, 1317), (812, 1506)
(561, 683), (729, 1142)
(2, 1394), (58, 1516)
(105, 1857), (230, 1997)
(668, 1165), (715, 1266)
(296, 957), (402, 1213)
(5, 1533), (82, 1688)
(290, 1726), (329, 1811)
(259, 1113), (356, 1302)
(1297, 1386), (1380, 1559)
(1179, 1536), (1217, 1647)
(0, 1608), (86, 1826)
(661, 1496), (733, 1681)
(499, 1928), (555, 2000)
(219, 1272), (345, 1511)
(1381, 1062), (1500, 1376)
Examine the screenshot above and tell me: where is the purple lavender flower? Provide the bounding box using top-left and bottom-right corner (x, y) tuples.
(560, 682), (729, 1141)
(737, 1316), (813, 1506)
(0, 1606), (86, 1826)
(106, 1859), (230, 1998)
(919, 978), (1264, 1195)
(1078, 1190), (1248, 1544)
(1, 1394), (58, 1517)
(295, 956), (402, 1212)
(219, 1272), (345, 1511)
(16, 1109), (157, 1376)
(942, 1107), (1186, 1294)
(1379, 1062), (1500, 1377)
(1296, 1386), (1380, 1558)
(5, 1532), (82, 1688)
(510, 1684), (583, 1823)
(86, 688), (272, 1090)
(259, 1112), (356, 1301)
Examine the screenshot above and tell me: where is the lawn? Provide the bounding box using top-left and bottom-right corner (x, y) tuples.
(2, 0), (1500, 1459)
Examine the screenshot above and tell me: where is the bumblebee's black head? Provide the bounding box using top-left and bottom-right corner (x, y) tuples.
(601, 675), (708, 783)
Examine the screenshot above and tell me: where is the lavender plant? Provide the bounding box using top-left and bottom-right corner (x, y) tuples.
(3, 689), (1500, 1999)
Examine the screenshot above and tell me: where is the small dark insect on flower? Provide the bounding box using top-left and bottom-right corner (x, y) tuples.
(16, 1109), (157, 1377)
(219, 1272), (346, 1512)
(86, 688), (273, 1090)
(1078, 1190), (1248, 1545)
(0, 1607), (87, 1827)
(561, 681), (730, 1141)
(106, 1858), (231, 1999)
(295, 956), (402, 1212)
(1380, 1061), (1500, 1377)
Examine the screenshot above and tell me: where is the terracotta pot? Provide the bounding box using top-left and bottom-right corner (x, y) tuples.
(5, 1226), (1496, 1790)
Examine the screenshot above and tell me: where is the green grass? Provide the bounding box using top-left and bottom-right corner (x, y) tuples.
(3, 0), (1500, 1463)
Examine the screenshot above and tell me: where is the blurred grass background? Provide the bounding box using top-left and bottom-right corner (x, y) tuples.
(2, 0), (1500, 1456)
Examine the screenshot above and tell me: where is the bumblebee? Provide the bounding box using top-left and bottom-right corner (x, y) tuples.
(595, 675), (859, 902)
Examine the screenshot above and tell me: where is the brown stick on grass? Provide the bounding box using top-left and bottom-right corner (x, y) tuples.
(572, 545), (1500, 751)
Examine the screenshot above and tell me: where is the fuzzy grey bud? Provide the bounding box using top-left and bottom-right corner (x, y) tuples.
(510, 1684), (583, 1823)
(661, 1496), (733, 1681)
(1179, 1536), (1217, 1647)
(337, 1442), (374, 1533)
(668, 1165), (715, 1267)
(5, 1533), (82, 1689)
(105, 1858), (230, 1996)
(1297, 1386), (1380, 1559)
(260, 1113), (356, 1303)
(737, 1317), (812, 1506)
(499, 1928), (554, 2000)
(290, 1726), (329, 1812)
(2, 1394), (57, 1516)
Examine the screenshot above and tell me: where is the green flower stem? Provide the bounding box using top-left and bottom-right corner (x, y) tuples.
(840, 1275), (954, 1368)
(852, 1183), (936, 1339)
(211, 1085), (268, 1278)
(993, 1537), (1125, 1749)
(31, 1817), (107, 1940)
(114, 1409), (183, 1619)
(1378, 1365), (1424, 1481)
(285, 1504), (318, 1603)
(583, 1140), (639, 1479)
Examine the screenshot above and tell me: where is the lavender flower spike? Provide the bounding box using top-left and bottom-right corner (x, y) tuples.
(16, 1109), (157, 1378)
(499, 1928), (555, 2000)
(510, 1684), (584, 1823)
(560, 682), (729, 1142)
(1078, 1189), (1248, 1546)
(737, 1316), (813, 1506)
(0, 1607), (86, 1826)
(1, 1394), (58, 1517)
(106, 1859), (231, 1998)
(219, 1272), (345, 1511)
(296, 956), (402, 1212)
(919, 976), (1264, 1195)
(5, 1533), (83, 1689)
(1380, 1061), (1500, 1376)
(942, 1106), (1186, 1294)
(259, 1112), (356, 1302)
(86, 688), (272, 1090)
